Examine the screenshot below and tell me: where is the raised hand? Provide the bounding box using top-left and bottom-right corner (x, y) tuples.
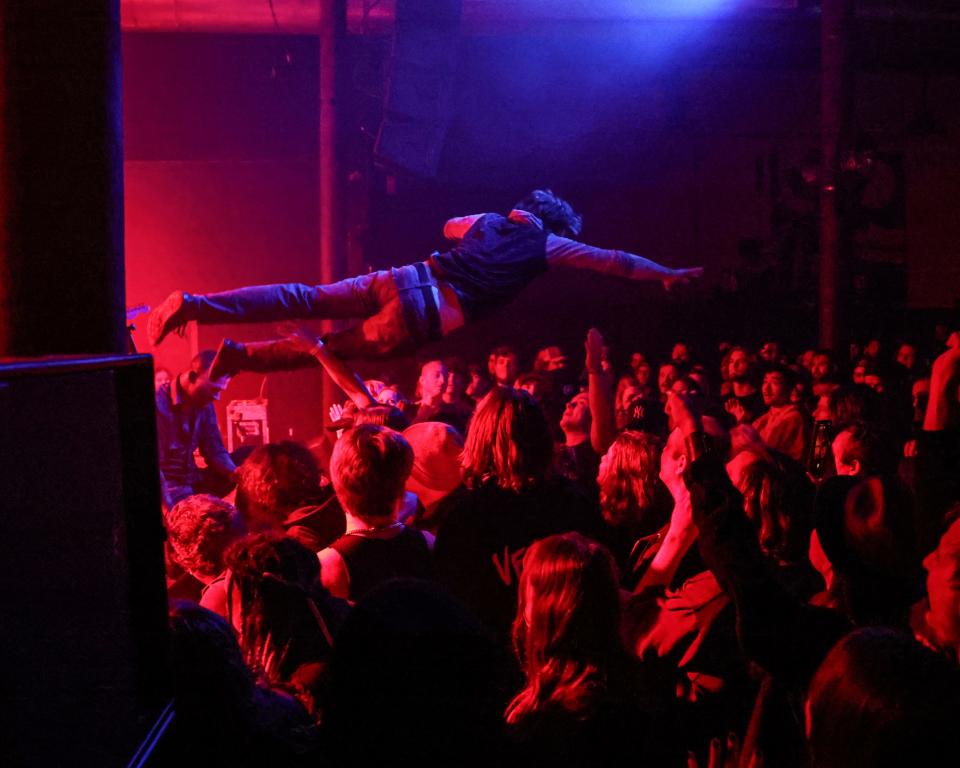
(276, 322), (321, 354)
(585, 327), (605, 374)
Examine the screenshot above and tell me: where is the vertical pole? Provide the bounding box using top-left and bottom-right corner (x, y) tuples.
(319, 0), (349, 423)
(818, 0), (853, 351)
(0, 1), (126, 357)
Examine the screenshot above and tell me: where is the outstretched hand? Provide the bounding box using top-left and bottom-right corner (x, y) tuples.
(663, 267), (704, 291)
(276, 322), (321, 354)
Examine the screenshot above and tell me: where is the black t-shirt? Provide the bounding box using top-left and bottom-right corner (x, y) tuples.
(506, 655), (681, 768)
(329, 526), (433, 602)
(553, 440), (600, 500)
(429, 213), (548, 322)
(433, 478), (603, 644)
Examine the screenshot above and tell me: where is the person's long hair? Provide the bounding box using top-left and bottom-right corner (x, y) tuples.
(506, 533), (623, 724)
(461, 387), (553, 492)
(598, 430), (663, 528)
(225, 533), (338, 691)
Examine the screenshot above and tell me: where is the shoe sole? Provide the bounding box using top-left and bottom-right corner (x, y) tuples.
(149, 291), (185, 346)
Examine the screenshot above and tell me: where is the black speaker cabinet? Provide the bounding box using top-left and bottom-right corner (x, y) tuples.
(374, 0), (462, 178)
(0, 354), (170, 767)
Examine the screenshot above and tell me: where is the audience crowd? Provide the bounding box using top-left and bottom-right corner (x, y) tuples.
(159, 322), (960, 766)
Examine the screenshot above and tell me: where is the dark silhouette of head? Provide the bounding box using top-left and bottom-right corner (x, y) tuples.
(806, 627), (960, 768)
(514, 189), (583, 237)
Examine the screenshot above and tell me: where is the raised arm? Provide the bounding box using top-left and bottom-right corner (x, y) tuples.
(277, 323), (376, 409)
(585, 328), (616, 455)
(634, 492), (697, 593)
(546, 235), (703, 289)
(670, 391), (851, 686)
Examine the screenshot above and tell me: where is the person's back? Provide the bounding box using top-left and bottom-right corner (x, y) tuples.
(505, 534), (679, 768)
(506, 656), (675, 768)
(318, 424), (433, 601)
(435, 478), (601, 641)
(323, 580), (512, 768)
(806, 627), (960, 768)
(429, 212), (549, 323)
(328, 524), (432, 602)
(432, 387), (602, 641)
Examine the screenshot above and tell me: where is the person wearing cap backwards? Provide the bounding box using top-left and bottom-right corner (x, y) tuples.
(147, 189), (702, 374)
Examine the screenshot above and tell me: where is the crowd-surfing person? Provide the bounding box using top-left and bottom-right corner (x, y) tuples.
(159, 284), (960, 766)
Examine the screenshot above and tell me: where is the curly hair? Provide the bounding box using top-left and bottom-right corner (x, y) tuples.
(598, 431), (662, 528)
(461, 387), (553, 492)
(514, 189), (583, 238)
(165, 494), (243, 581)
(235, 441), (324, 529)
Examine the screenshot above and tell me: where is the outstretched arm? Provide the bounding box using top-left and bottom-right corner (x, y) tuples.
(277, 323), (376, 409)
(546, 235), (703, 289)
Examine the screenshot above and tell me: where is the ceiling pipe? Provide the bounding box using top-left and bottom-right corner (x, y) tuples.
(122, 1), (876, 35)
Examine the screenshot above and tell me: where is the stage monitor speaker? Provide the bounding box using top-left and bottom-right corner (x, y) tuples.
(0, 354), (170, 767)
(374, 0), (462, 178)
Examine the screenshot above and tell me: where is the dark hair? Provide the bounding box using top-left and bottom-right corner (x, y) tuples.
(807, 628), (960, 768)
(165, 494), (244, 581)
(330, 425), (413, 521)
(225, 533), (340, 694)
(762, 363), (798, 389)
(833, 421), (888, 475)
(491, 344), (519, 359)
(461, 387), (554, 492)
(235, 441), (324, 529)
(168, 602), (313, 763)
(169, 601), (255, 707)
(828, 384), (881, 427)
(190, 349), (217, 375)
(514, 189), (583, 237)
(814, 475), (921, 625)
(514, 371), (546, 390)
(324, 580), (508, 766)
(736, 458), (813, 565)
